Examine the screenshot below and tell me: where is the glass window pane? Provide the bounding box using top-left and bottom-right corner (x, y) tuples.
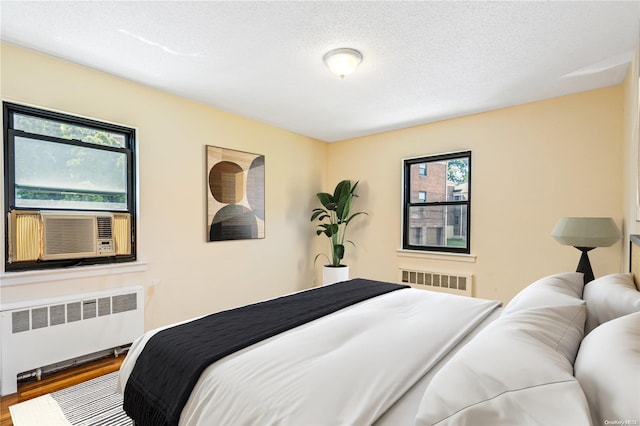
(14, 136), (127, 210)
(409, 158), (469, 203)
(14, 113), (126, 148)
(408, 205), (467, 249)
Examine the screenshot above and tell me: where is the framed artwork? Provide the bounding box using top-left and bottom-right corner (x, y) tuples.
(206, 146), (265, 241)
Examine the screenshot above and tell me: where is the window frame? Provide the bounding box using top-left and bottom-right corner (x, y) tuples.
(3, 102), (137, 272)
(402, 151), (471, 254)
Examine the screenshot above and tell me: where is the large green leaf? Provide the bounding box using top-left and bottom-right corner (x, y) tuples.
(334, 244), (345, 260)
(318, 223), (339, 237)
(336, 194), (352, 221)
(333, 180), (350, 201)
(316, 192), (334, 209)
(336, 180), (357, 220)
(310, 208), (327, 221)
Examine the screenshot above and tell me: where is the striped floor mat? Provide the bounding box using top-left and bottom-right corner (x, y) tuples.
(51, 372), (132, 426)
(10, 372), (132, 426)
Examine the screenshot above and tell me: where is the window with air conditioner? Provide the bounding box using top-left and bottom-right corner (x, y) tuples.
(3, 102), (136, 272)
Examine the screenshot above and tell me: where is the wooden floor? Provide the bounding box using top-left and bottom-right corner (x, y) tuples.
(0, 355), (125, 426)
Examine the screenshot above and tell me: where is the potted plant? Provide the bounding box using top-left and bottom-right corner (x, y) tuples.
(310, 180), (367, 285)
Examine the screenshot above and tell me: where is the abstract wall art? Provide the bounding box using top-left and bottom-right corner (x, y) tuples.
(206, 146), (265, 241)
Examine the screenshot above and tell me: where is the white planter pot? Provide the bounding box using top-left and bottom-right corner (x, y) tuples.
(322, 265), (349, 285)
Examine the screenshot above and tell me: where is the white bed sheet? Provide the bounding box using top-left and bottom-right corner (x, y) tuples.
(119, 286), (500, 425)
(373, 306), (503, 425)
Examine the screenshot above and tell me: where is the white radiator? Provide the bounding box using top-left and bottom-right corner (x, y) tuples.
(399, 268), (473, 297)
(0, 286), (143, 396)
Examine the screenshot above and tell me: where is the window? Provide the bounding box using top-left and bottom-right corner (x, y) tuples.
(3, 102), (136, 271)
(403, 151), (471, 253)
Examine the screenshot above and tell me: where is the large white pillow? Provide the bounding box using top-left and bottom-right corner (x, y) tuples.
(575, 311), (640, 425)
(415, 304), (590, 426)
(583, 273), (640, 334)
(503, 272), (585, 315)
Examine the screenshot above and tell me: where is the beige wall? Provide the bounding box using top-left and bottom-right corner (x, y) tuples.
(0, 43), (328, 329)
(327, 87), (624, 303)
(623, 41), (640, 261)
(0, 41), (632, 323)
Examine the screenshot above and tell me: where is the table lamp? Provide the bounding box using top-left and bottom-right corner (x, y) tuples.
(551, 217), (621, 283)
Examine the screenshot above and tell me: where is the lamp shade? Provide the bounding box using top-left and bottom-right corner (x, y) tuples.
(323, 48), (362, 78)
(551, 217), (621, 248)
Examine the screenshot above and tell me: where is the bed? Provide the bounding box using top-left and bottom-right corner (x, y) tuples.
(118, 240), (640, 426)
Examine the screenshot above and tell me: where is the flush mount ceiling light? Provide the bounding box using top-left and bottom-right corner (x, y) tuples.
(323, 48), (363, 78)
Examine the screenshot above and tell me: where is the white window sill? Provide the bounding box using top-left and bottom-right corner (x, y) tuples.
(0, 261), (148, 287)
(396, 249), (477, 263)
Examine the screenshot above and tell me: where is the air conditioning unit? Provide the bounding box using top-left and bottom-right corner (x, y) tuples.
(7, 210), (131, 263)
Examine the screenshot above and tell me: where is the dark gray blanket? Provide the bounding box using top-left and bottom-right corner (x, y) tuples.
(123, 278), (408, 426)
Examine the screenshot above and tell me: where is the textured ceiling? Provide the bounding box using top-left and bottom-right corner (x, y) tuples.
(1, 1), (639, 142)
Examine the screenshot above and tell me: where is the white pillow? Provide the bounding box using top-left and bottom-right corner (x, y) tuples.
(575, 311), (640, 426)
(503, 272), (585, 315)
(583, 273), (640, 334)
(415, 304), (590, 426)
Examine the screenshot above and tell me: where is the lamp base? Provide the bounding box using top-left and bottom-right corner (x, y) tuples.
(575, 247), (595, 284)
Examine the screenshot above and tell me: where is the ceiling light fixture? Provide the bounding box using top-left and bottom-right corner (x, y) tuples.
(323, 48), (363, 78)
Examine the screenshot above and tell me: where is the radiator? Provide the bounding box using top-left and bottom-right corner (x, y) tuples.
(399, 268), (473, 297)
(0, 286), (143, 396)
